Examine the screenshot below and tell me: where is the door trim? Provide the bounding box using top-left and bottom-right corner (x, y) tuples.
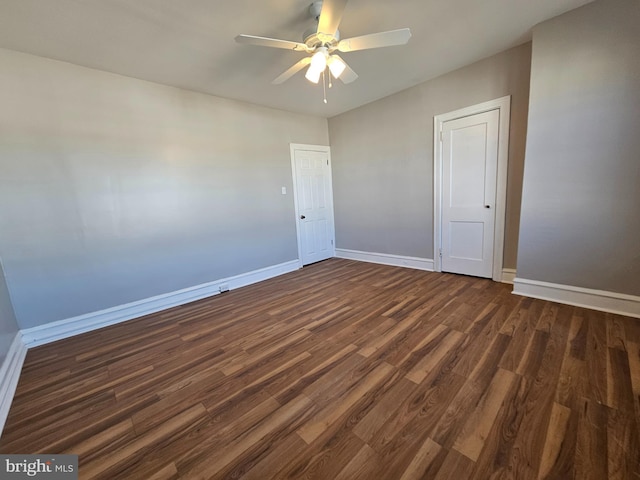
(433, 96), (511, 282)
(290, 143), (336, 267)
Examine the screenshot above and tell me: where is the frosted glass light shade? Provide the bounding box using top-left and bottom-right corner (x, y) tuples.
(305, 65), (322, 83)
(327, 55), (346, 79)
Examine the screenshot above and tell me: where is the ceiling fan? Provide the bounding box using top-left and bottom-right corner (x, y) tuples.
(235, 0), (411, 92)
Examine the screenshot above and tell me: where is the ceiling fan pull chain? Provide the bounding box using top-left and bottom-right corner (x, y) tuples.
(322, 70), (328, 103)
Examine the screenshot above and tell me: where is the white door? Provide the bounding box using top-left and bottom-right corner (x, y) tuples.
(291, 145), (335, 266)
(441, 109), (499, 278)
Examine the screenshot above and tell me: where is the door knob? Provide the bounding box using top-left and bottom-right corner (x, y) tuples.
(300, 215), (306, 219)
(485, 205), (491, 209)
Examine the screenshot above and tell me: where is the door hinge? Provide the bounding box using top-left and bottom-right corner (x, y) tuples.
(439, 248), (443, 258)
(440, 131), (443, 142)
(331, 239), (334, 245)
(327, 159), (329, 166)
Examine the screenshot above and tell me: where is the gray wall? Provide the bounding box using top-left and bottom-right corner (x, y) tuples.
(517, 0), (640, 295)
(0, 48), (329, 329)
(328, 43), (531, 266)
(0, 258), (19, 366)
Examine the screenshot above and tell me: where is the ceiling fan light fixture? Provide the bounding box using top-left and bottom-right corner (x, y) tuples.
(327, 55), (346, 79)
(236, 0), (410, 96)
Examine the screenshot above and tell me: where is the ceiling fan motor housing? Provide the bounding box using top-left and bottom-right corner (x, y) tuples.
(303, 28), (340, 48)
(304, 1), (339, 48)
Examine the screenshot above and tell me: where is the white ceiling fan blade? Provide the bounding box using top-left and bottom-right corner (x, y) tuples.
(332, 55), (358, 84)
(235, 34), (310, 52)
(272, 57), (312, 84)
(336, 28), (411, 53)
(317, 0), (348, 37)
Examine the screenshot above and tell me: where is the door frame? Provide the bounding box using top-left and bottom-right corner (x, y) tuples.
(290, 143), (336, 267)
(433, 96), (511, 281)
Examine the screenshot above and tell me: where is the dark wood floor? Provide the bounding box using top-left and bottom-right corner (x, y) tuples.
(1, 258), (639, 479)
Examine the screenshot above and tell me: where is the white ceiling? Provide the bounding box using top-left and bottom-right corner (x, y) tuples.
(0, 0), (593, 118)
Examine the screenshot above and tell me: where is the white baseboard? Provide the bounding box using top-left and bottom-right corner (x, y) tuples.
(501, 268), (517, 284)
(0, 332), (28, 434)
(513, 277), (640, 319)
(335, 249), (434, 271)
(21, 260), (300, 348)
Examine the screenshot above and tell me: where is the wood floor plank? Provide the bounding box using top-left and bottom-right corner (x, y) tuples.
(0, 387), (117, 449)
(497, 298), (546, 372)
(181, 395), (314, 479)
(537, 401), (578, 479)
(585, 310), (609, 405)
(430, 377), (487, 449)
(574, 399), (609, 480)
(269, 343), (359, 404)
(63, 419), (136, 463)
(622, 316), (640, 344)
(297, 361), (395, 444)
(607, 314), (628, 351)
(352, 376), (417, 443)
(299, 350), (367, 404)
(514, 328), (549, 378)
(391, 323), (451, 374)
(123, 395), (284, 479)
(1, 393), (156, 454)
(453, 368), (519, 461)
(358, 312), (423, 357)
(467, 332), (511, 384)
(379, 318), (448, 368)
(278, 429), (366, 480)
(555, 313), (588, 407)
(173, 396), (283, 475)
(535, 302), (560, 333)
(81, 403), (210, 479)
(627, 341), (640, 422)
(497, 295), (529, 334)
(555, 354), (587, 408)
(130, 373), (226, 435)
(404, 329), (464, 384)
(0, 258), (637, 479)
(239, 433), (309, 480)
(568, 311), (588, 360)
(220, 329), (312, 376)
(146, 463), (179, 480)
(333, 443), (380, 480)
(469, 373), (530, 479)
(606, 346), (636, 413)
(502, 303), (573, 479)
(397, 437), (443, 480)
(432, 448), (476, 480)
(607, 406), (640, 479)
(454, 308), (514, 378)
(370, 370), (466, 462)
(203, 351), (312, 415)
